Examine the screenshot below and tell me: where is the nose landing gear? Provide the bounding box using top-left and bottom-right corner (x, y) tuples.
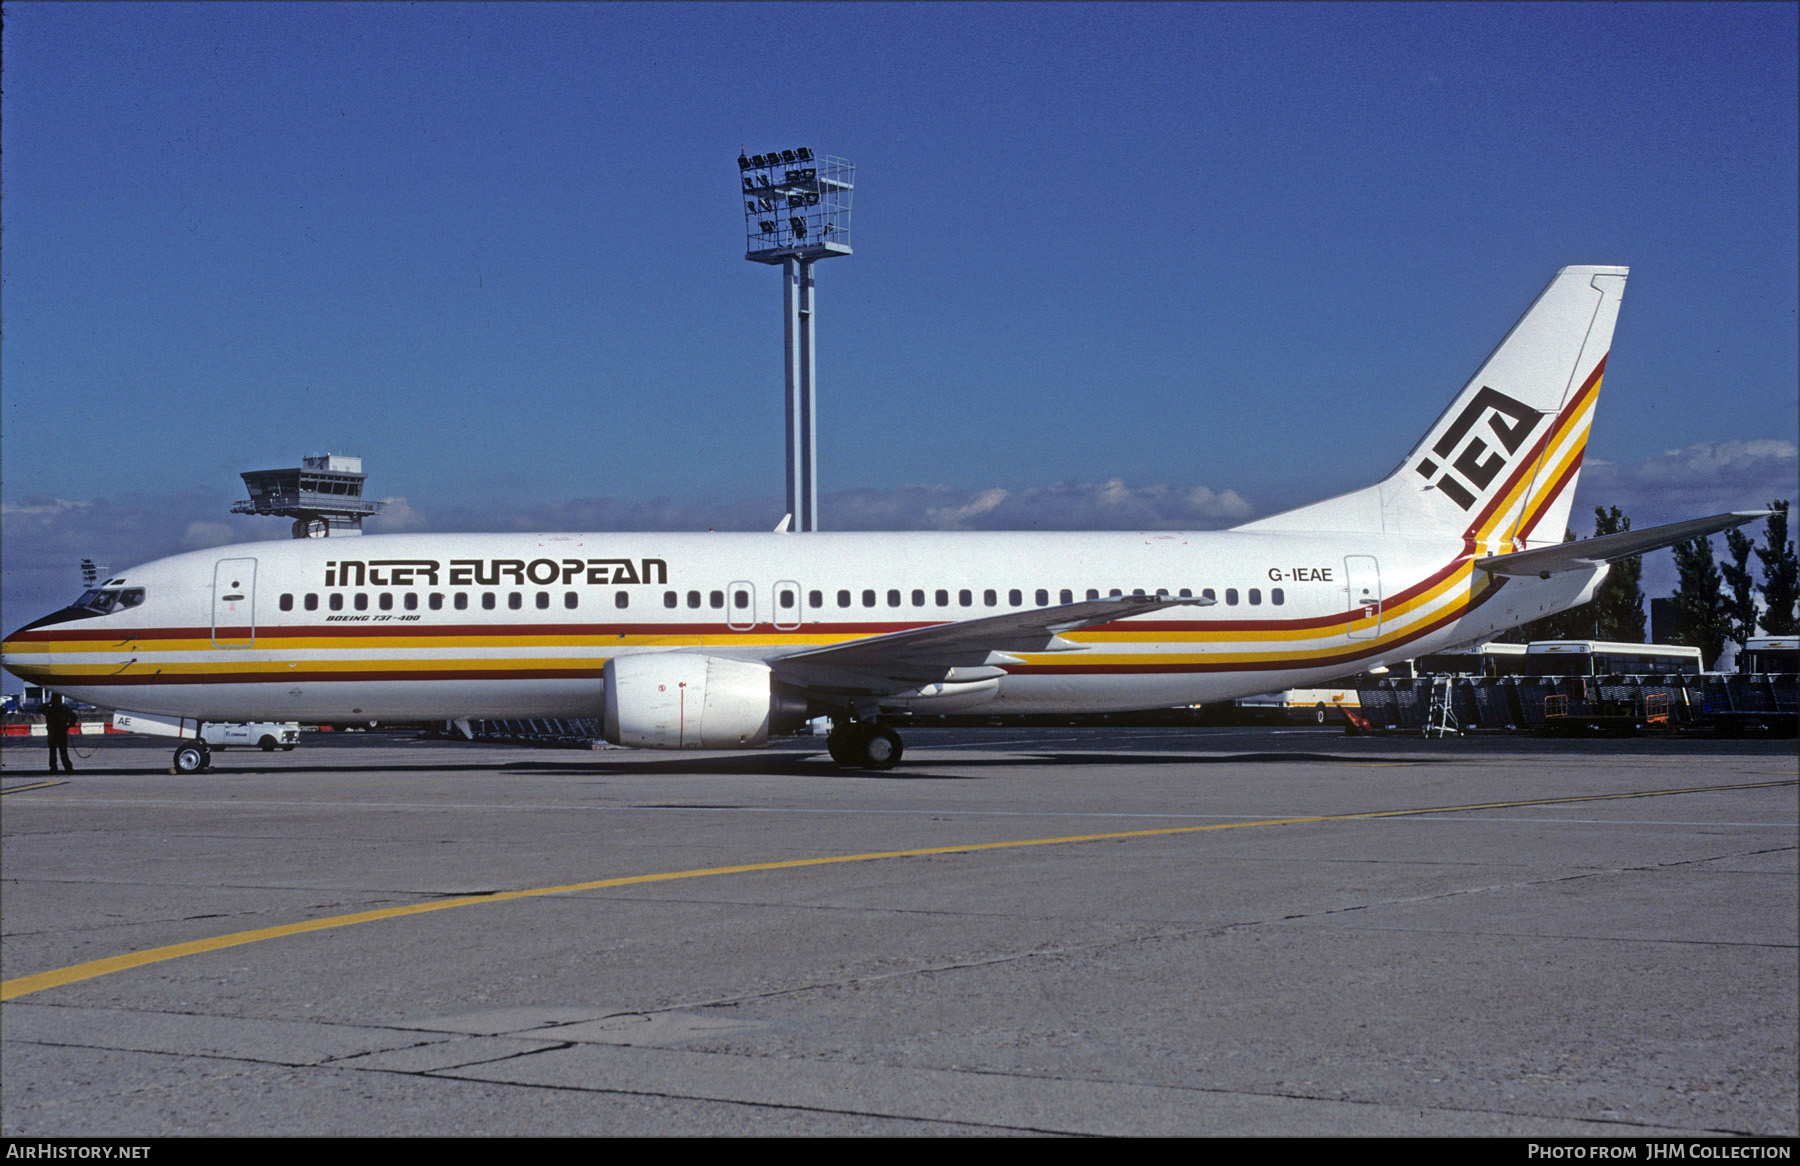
(825, 721), (904, 770)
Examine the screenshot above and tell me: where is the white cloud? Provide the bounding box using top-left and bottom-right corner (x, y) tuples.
(179, 521), (241, 551)
(364, 496), (430, 533)
(1576, 439), (1798, 529)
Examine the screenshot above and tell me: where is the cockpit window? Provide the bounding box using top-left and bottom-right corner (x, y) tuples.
(71, 588), (145, 615)
(77, 589), (120, 613)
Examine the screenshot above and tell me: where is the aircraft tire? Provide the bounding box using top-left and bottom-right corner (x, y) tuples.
(825, 723), (903, 769)
(1315, 703), (1328, 724)
(173, 743), (210, 774)
(861, 726), (903, 770)
(826, 723), (865, 766)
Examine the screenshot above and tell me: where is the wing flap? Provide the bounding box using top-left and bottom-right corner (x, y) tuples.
(772, 593), (1209, 694)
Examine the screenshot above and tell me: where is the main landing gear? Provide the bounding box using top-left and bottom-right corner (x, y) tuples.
(172, 740), (212, 773)
(826, 721), (904, 770)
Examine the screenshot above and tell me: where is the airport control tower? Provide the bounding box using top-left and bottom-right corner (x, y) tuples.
(232, 454), (386, 538)
(739, 147), (854, 532)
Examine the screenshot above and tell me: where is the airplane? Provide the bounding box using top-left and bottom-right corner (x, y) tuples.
(1, 265), (1768, 773)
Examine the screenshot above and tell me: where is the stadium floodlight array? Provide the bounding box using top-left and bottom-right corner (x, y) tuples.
(734, 148), (855, 532)
(739, 148), (853, 263)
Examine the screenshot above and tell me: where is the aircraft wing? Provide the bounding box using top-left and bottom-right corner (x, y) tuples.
(1472, 511), (1771, 578)
(771, 593), (1210, 694)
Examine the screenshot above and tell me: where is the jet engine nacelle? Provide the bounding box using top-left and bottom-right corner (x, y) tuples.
(602, 653), (807, 749)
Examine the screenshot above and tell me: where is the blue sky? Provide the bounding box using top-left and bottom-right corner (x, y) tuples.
(3, 2), (1797, 636)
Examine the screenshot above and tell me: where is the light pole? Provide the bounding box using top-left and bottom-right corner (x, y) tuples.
(739, 148), (853, 532)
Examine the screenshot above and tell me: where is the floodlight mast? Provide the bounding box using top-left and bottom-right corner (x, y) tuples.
(739, 148), (853, 532)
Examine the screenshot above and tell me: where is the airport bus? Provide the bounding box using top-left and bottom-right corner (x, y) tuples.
(1520, 641), (1703, 678)
(1410, 642), (1530, 677)
(1738, 636), (1798, 674)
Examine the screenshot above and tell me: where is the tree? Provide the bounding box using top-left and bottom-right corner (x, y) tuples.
(1589, 505), (1646, 642)
(1721, 526), (1758, 646)
(1669, 535), (1732, 668)
(1755, 500), (1797, 636)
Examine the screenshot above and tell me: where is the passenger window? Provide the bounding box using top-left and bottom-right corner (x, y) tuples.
(1109, 589), (1123, 598)
(936, 589), (949, 607)
(1178, 588), (1191, 598)
(1086, 589), (1099, 600)
(959, 589), (973, 607)
(509, 593), (522, 610)
(1272, 588), (1284, 606)
(1009, 589), (1022, 606)
(378, 593), (394, 611)
(482, 593), (496, 610)
(429, 593), (443, 610)
(1034, 589), (1047, 606)
(280, 593), (294, 611)
(304, 593), (319, 611)
(780, 589), (796, 609)
(887, 589), (901, 607)
(862, 589), (876, 608)
(566, 592), (580, 609)
(912, 589), (925, 607)
(1132, 588), (1146, 597)
(355, 594), (369, 611)
(1060, 589), (1072, 604)
(1155, 588), (1169, 599)
(1201, 588), (1216, 603)
(330, 594), (344, 611)
(664, 591), (677, 609)
(404, 593), (419, 611)
(1225, 589), (1239, 606)
(809, 590), (823, 608)
(616, 593), (630, 609)
(688, 590), (702, 609)
(1248, 589), (1261, 606)
(732, 590), (748, 609)
(536, 592), (550, 610)
(711, 591), (725, 609)
(454, 593), (469, 610)
(984, 589), (997, 607)
(837, 590), (851, 608)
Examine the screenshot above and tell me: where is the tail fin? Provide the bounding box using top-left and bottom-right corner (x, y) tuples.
(1236, 265), (1627, 545)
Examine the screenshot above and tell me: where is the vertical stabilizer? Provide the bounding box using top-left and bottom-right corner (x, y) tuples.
(1236, 265), (1626, 546)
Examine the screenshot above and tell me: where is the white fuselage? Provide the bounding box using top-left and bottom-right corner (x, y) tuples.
(1, 528), (1598, 724)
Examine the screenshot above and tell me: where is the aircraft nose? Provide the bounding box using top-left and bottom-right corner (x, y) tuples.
(2, 609), (82, 684)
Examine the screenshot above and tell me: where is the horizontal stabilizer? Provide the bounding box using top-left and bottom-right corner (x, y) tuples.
(1472, 511), (1770, 577)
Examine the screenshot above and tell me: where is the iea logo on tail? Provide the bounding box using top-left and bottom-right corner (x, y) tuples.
(1413, 386), (1544, 510)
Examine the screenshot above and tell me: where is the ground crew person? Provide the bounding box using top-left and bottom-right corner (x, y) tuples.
(45, 693), (77, 773)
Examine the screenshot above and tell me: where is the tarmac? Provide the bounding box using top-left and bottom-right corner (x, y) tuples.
(2, 727), (1795, 1136)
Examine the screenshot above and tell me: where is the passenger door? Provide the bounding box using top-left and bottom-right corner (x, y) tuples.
(213, 558), (258, 647)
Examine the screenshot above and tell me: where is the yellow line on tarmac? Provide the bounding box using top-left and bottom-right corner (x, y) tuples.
(1, 781), (67, 796)
(3, 779), (1792, 1002)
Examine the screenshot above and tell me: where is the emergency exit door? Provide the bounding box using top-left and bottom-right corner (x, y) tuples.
(213, 558), (257, 647)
